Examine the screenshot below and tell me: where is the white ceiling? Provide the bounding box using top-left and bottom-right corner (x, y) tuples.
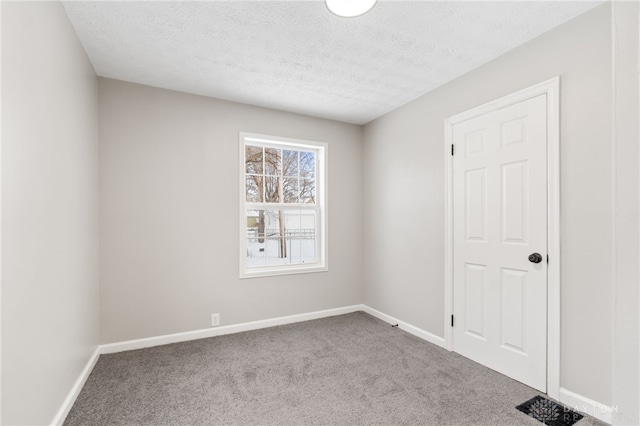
(62, 1), (603, 125)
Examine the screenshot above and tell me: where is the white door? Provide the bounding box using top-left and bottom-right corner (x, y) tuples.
(452, 94), (548, 391)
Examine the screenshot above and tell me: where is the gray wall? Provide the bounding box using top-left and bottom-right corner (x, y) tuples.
(363, 4), (613, 405)
(1, 2), (100, 425)
(611, 1), (640, 424)
(98, 78), (364, 344)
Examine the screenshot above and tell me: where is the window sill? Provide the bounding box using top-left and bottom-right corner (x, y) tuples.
(240, 264), (328, 279)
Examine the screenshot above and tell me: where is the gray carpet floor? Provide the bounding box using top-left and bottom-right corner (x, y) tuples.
(64, 312), (605, 425)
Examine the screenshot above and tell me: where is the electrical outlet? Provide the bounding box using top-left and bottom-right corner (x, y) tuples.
(211, 313), (220, 327)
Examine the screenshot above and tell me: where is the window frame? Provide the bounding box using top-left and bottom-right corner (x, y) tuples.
(239, 132), (328, 279)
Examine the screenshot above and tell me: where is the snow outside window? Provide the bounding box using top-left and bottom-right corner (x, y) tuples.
(239, 133), (327, 278)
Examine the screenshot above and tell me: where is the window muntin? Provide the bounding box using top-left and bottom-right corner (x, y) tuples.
(240, 133), (327, 278)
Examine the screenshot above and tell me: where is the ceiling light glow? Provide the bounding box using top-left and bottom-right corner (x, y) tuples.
(325, 0), (377, 18)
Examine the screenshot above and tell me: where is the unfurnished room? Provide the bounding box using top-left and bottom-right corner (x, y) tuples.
(1, 1), (639, 425)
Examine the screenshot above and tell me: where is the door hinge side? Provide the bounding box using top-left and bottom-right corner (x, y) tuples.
(451, 144), (454, 156)
(547, 255), (549, 264)
(451, 314), (454, 327)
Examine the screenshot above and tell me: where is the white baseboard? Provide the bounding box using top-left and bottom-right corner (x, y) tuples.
(100, 304), (447, 356)
(100, 305), (364, 354)
(559, 387), (614, 424)
(361, 305), (446, 348)
(51, 347), (101, 426)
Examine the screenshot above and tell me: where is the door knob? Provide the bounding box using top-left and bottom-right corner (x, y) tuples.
(528, 253), (543, 264)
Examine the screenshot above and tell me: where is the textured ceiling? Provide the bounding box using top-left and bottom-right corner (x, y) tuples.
(62, 1), (602, 125)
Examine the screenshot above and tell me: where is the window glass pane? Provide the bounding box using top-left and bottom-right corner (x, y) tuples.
(246, 209), (266, 268)
(283, 150), (298, 177)
(300, 178), (316, 204)
(245, 146), (263, 174)
(283, 177), (298, 203)
(246, 176), (263, 202)
(265, 148), (281, 176)
(299, 151), (315, 178)
(285, 209), (317, 265)
(245, 209), (316, 268)
(264, 176), (281, 203)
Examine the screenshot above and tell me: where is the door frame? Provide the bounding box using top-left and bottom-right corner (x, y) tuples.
(444, 77), (560, 399)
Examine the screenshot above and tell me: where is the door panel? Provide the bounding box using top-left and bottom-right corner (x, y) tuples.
(452, 94), (547, 391)
(464, 263), (486, 340)
(465, 168), (487, 241)
(500, 267), (527, 354)
(464, 130), (486, 157)
(501, 161), (528, 243)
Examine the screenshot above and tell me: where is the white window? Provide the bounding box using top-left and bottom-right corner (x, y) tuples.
(239, 133), (327, 278)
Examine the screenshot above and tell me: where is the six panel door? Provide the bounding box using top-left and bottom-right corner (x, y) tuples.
(452, 94), (548, 391)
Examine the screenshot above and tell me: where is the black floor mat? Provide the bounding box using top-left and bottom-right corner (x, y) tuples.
(516, 395), (584, 426)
